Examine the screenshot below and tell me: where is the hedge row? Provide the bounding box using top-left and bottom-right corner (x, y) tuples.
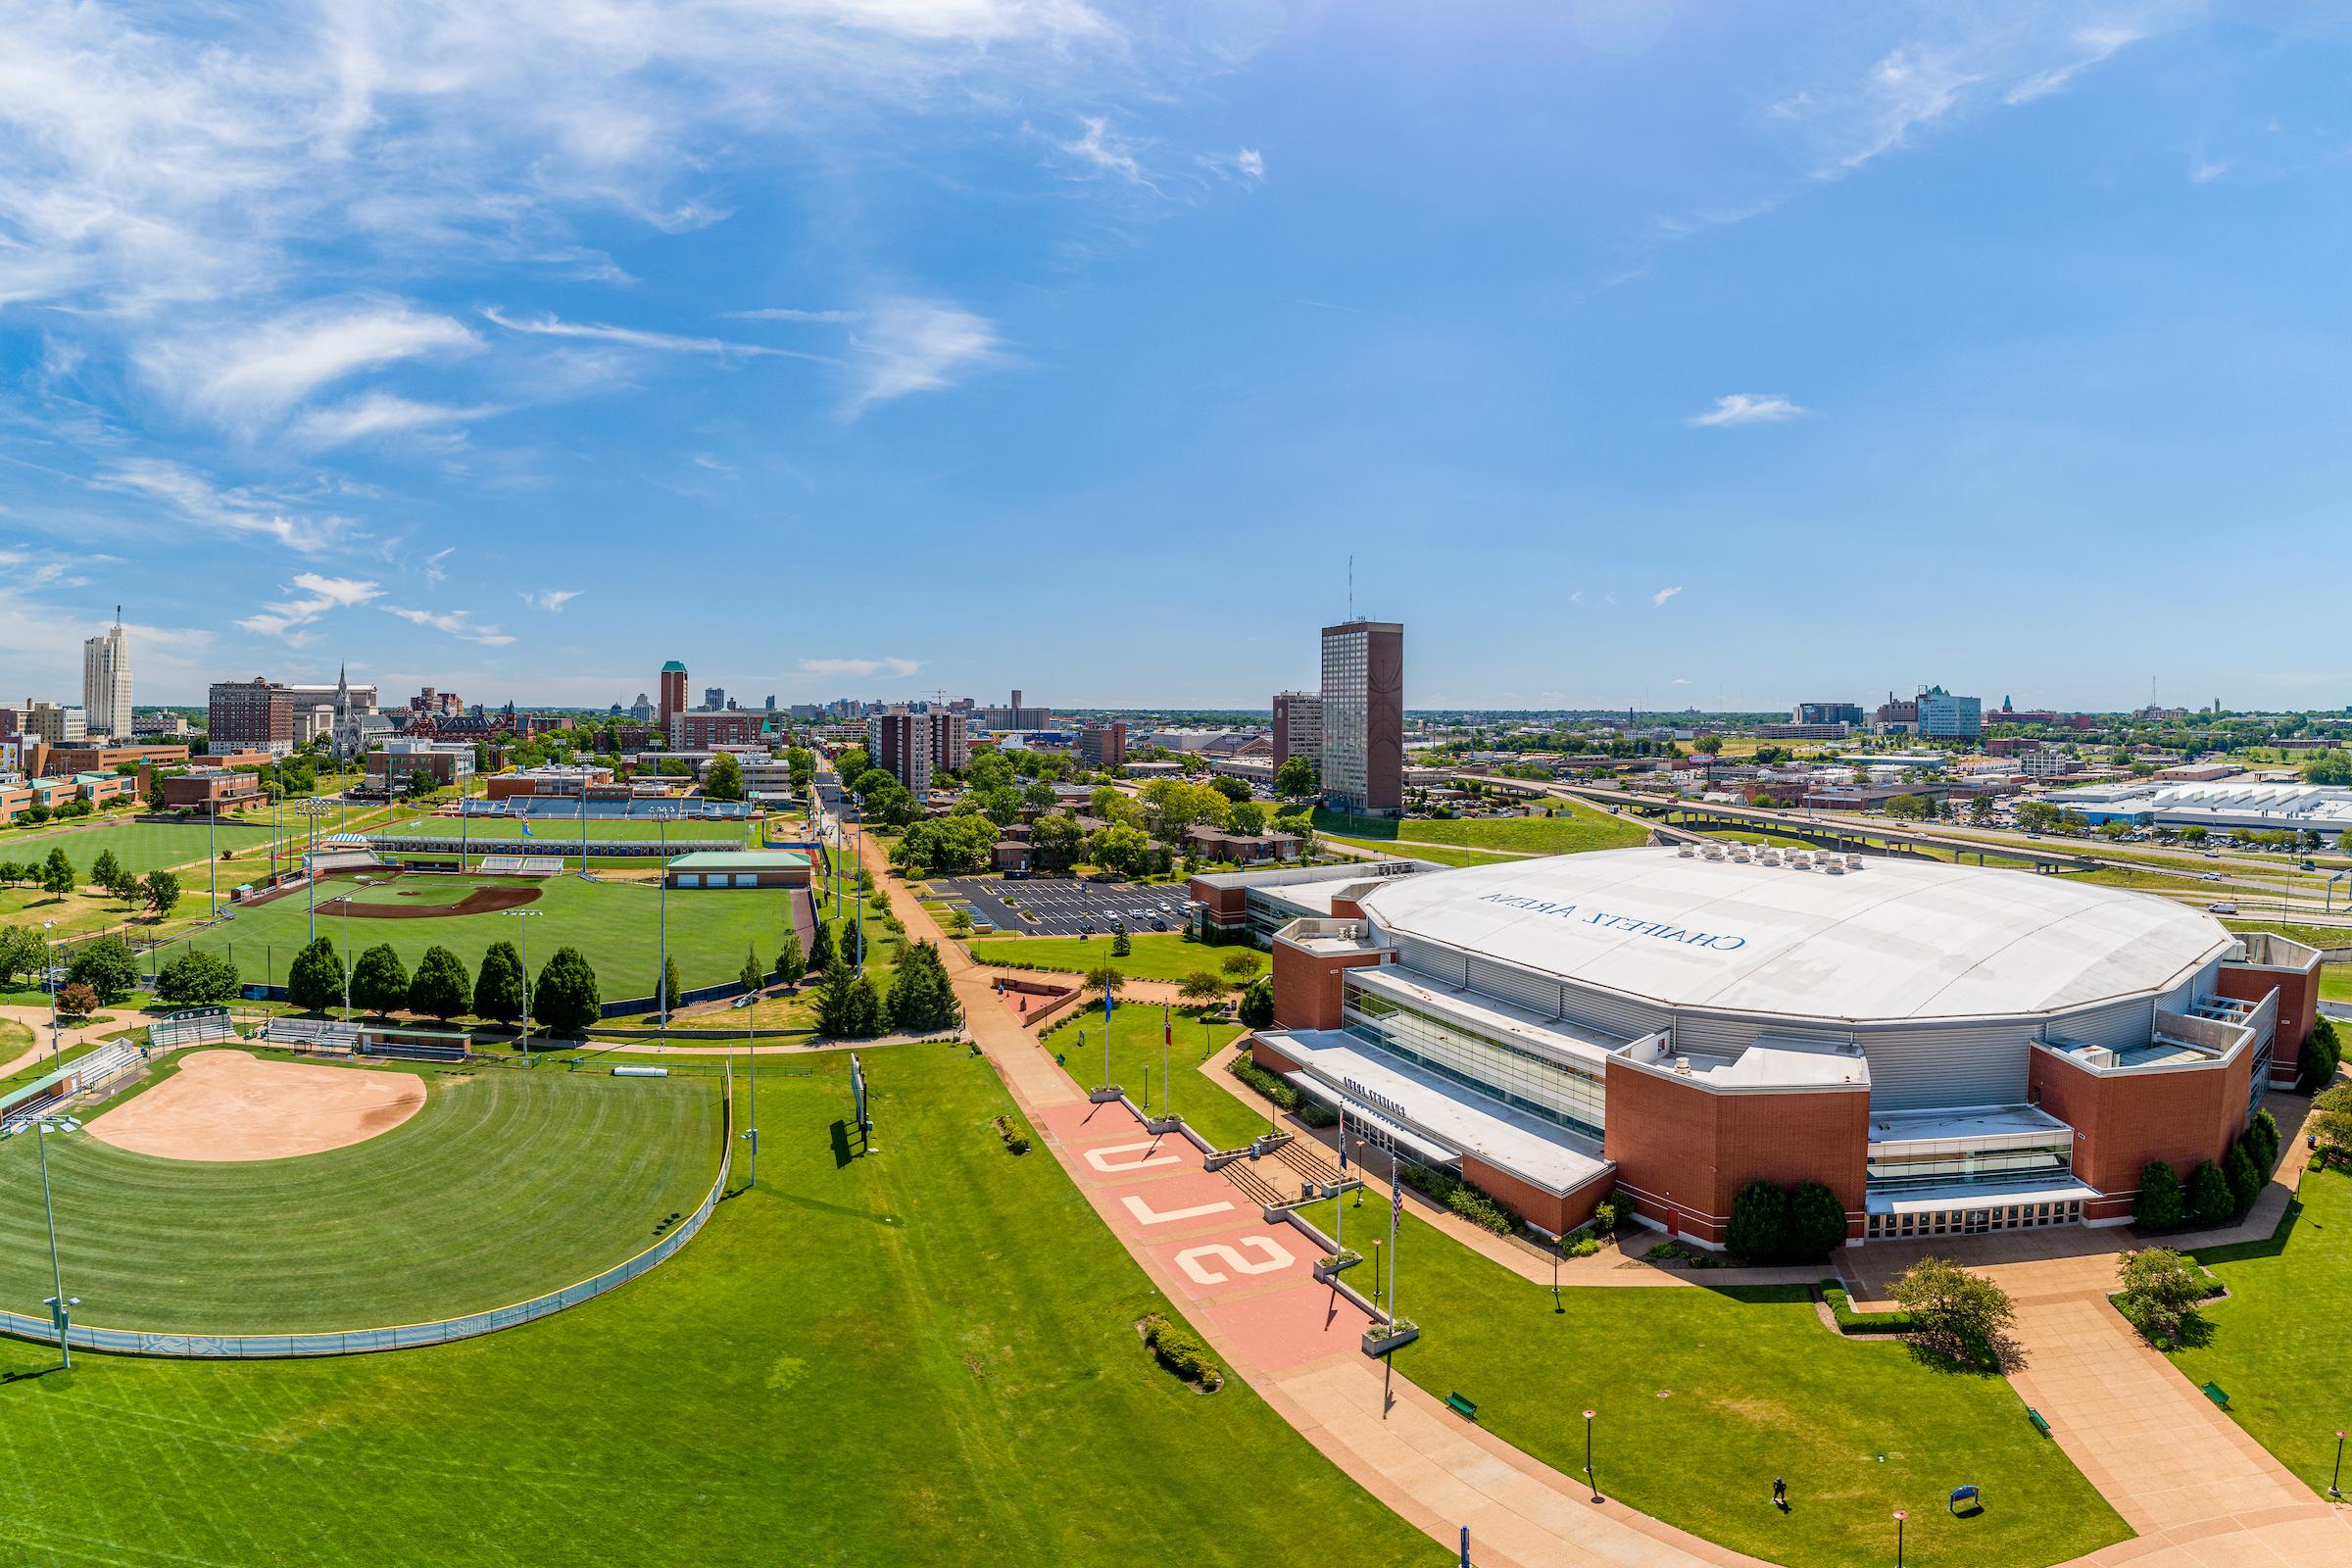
(1140, 1312), (1223, 1391)
(1820, 1280), (1914, 1336)
(1224, 1054), (1338, 1128)
(1398, 1160), (1520, 1236)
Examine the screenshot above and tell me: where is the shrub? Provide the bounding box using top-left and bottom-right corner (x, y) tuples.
(2245, 1108), (2281, 1174)
(2134, 1160), (2183, 1229)
(1726, 1178), (1788, 1263)
(992, 1114), (1030, 1155)
(2185, 1159), (2234, 1226)
(1821, 1280), (1915, 1336)
(2298, 1014), (2342, 1095)
(56, 981), (98, 1022)
(1396, 1160), (1520, 1235)
(1139, 1313), (1222, 1391)
(2224, 1141), (2263, 1213)
(1785, 1181), (1848, 1262)
(1564, 1235), (1600, 1258)
(1588, 1195), (1622, 1234)
(1220, 950), (1262, 979)
(1237, 974), (1273, 1029)
(2115, 1247), (2210, 1345)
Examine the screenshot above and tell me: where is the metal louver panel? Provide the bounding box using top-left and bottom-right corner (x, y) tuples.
(1557, 984), (1665, 1041)
(1666, 1013), (1758, 1057)
(1390, 934), (1467, 988)
(2048, 998), (2153, 1052)
(1862, 1022), (2032, 1111)
(1464, 956), (1562, 1017)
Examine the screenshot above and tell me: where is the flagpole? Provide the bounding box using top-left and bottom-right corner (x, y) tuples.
(1335, 1101), (1346, 1255)
(1388, 1161), (1401, 1325)
(1161, 1005), (1171, 1121)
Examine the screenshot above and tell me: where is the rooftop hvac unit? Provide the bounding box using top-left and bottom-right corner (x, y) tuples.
(1823, 861), (1844, 875)
(1844, 854), (1864, 870)
(1677, 844), (1694, 858)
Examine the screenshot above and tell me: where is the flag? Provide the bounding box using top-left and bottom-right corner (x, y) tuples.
(520, 820), (532, 837)
(1392, 1169), (1403, 1218)
(1338, 1102), (1348, 1172)
(1163, 1006), (1171, 1049)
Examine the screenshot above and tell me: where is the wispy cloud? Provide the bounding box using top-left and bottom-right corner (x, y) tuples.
(2003, 25), (2148, 106)
(1058, 116), (1149, 184)
(138, 303), (479, 428)
(422, 547), (455, 585)
(1652, 585), (1685, 608)
(481, 307), (826, 362)
(723, 307), (862, 323)
(844, 297), (1005, 415)
(382, 605), (515, 646)
(520, 589), (582, 612)
(239, 573), (383, 642)
(1688, 394), (1809, 427)
(98, 460), (351, 554)
(2190, 156), (2230, 183)
(800, 656), (920, 679)
(289, 392), (497, 449)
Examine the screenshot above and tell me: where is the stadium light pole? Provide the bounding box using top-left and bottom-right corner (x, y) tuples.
(42, 919), (60, 1070)
(508, 908), (543, 1063)
(653, 806), (678, 1040)
(207, 797), (219, 917)
(299, 799), (333, 940)
(340, 875), (378, 1019)
(2, 1114), (84, 1371)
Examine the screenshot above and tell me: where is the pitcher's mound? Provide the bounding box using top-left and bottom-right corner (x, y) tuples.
(87, 1049), (427, 1162)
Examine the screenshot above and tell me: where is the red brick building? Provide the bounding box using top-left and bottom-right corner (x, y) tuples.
(1240, 847), (2314, 1248)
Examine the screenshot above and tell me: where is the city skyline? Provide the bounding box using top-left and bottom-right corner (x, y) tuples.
(7, 5), (2352, 710)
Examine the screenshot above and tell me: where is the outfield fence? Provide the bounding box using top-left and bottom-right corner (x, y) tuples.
(0, 1087), (731, 1360)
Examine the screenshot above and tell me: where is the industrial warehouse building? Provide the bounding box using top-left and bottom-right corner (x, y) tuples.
(1235, 846), (2321, 1248)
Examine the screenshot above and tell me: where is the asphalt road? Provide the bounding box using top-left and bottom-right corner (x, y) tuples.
(930, 875), (1187, 937)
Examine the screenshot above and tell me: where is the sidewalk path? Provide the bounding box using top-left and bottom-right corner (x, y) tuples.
(860, 835), (2352, 1567)
(0, 1004), (139, 1082)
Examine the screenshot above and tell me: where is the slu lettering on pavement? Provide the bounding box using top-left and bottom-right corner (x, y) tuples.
(1475, 892), (1747, 951)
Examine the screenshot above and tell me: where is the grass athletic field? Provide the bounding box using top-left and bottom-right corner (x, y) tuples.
(0, 1052), (721, 1334)
(0, 1047), (1440, 1566)
(373, 812), (766, 844)
(0, 817), (278, 876)
(172, 870), (802, 996)
(1293, 1195), (2127, 1568)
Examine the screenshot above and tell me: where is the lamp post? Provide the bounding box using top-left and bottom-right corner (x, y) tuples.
(299, 799), (333, 940)
(1893, 1509), (1907, 1568)
(739, 994), (760, 1190)
(207, 797), (219, 917)
(508, 908), (542, 1062)
(1, 1114), (84, 1371)
(1583, 1409), (1598, 1502)
(2331, 1430), (2345, 1499)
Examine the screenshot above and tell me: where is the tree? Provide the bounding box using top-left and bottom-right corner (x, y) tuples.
(662, 956), (683, 1013)
(287, 936), (348, 1012)
(1726, 1178), (1788, 1262)
(1887, 1255), (2016, 1368)
(142, 869), (181, 919)
(1228, 801), (1266, 837)
(1275, 757), (1318, 799)
(704, 752), (747, 803)
(105, 861), (142, 905)
(472, 940), (525, 1024)
(405, 768), (438, 800)
(0, 927), (48, 988)
(1238, 973), (1274, 1028)
(2184, 1158), (2233, 1226)
(66, 934), (138, 1004)
(2133, 1160), (2183, 1230)
(2116, 1247), (2208, 1345)
(39, 846), (75, 900)
(1273, 811), (1317, 856)
(775, 929), (807, 989)
(1110, 926), (1132, 957)
(1209, 775), (1250, 804)
(90, 849), (123, 900)
(408, 945), (472, 1022)
(1179, 970), (1226, 1006)
(1220, 951), (1262, 980)
(55, 981), (97, 1023)
(815, 956), (885, 1038)
(1087, 964), (1127, 999)
(2298, 1014), (2342, 1094)
(886, 941), (962, 1033)
(532, 947), (602, 1037)
(154, 949), (240, 1006)
(2224, 1141), (2263, 1213)
(2245, 1108), (2281, 1175)
(808, 919), (838, 974)
(1087, 824), (1153, 878)
(1785, 1182), (1848, 1261)
(350, 943), (410, 1016)
(1031, 813), (1084, 871)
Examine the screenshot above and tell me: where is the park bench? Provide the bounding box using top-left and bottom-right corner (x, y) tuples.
(1445, 1393), (1479, 1421)
(2027, 1409), (2052, 1438)
(2201, 1382), (2230, 1408)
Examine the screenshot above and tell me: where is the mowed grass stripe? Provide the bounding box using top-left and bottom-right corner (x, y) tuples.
(0, 1056), (720, 1334)
(0, 818), (279, 876)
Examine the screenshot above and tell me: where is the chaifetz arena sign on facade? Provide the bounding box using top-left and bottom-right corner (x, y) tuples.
(1475, 892), (1749, 952)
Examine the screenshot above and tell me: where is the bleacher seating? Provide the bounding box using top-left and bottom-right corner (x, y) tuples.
(262, 1018), (362, 1053)
(148, 1008), (237, 1051)
(478, 855), (563, 877)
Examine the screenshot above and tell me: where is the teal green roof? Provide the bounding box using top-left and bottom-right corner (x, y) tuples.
(661, 661), (688, 672)
(667, 850), (809, 872)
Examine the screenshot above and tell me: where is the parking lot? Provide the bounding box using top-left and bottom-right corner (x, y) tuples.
(930, 876), (1189, 937)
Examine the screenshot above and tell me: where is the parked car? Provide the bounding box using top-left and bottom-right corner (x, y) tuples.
(2208, 902), (2238, 914)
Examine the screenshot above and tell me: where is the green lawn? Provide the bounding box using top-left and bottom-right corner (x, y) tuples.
(0, 1046), (1440, 1566)
(2323, 967), (2352, 1004)
(2224, 919), (2352, 953)
(170, 871), (804, 1001)
(0, 1017), (28, 1062)
(1327, 834), (1520, 867)
(2172, 1165), (2352, 1494)
(0, 1054), (720, 1333)
(968, 931), (1236, 984)
(0, 817), (278, 877)
(1039, 1004), (1259, 1149)
(1292, 1199), (2127, 1568)
(1319, 801), (1650, 858)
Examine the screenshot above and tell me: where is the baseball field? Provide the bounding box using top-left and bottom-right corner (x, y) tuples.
(0, 1050), (723, 1334)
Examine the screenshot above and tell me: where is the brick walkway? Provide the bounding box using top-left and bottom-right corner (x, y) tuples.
(859, 833), (2352, 1567)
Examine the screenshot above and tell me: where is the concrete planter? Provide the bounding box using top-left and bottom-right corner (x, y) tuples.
(1361, 1319), (1420, 1356)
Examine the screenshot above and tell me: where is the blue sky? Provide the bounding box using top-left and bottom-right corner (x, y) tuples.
(3, 1), (2349, 712)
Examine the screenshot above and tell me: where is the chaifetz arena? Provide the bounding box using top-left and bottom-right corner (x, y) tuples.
(1232, 845), (2322, 1247)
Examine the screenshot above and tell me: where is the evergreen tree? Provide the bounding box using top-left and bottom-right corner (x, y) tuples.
(662, 955), (682, 1012)
(739, 944), (764, 994)
(2224, 1142), (2263, 1213)
(286, 936), (347, 1012)
(350, 943), (410, 1016)
(843, 971), (886, 1038)
(2185, 1159), (2233, 1226)
(886, 941), (963, 1033)
(39, 846), (75, 899)
(89, 849), (123, 900)
(408, 945), (472, 1022)
(532, 947), (603, 1036)
(2133, 1160), (2183, 1230)
(1725, 1178), (1789, 1263)
(1110, 926), (1132, 957)
(775, 929), (806, 989)
(815, 955), (859, 1038)
(808, 919), (837, 973)
(473, 940), (525, 1024)
(1238, 974), (1274, 1029)
(1784, 1181), (1847, 1260)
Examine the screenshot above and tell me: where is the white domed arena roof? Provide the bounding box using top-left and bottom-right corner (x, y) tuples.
(1356, 847), (2230, 1024)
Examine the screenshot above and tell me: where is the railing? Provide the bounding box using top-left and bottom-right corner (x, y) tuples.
(0, 1097), (731, 1360)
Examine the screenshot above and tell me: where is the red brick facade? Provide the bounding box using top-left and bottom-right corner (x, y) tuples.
(2028, 1046), (2251, 1222)
(1601, 1059), (1871, 1246)
(1269, 939), (1389, 1031)
(1461, 1153), (1616, 1237)
(2213, 960), (2320, 1085)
